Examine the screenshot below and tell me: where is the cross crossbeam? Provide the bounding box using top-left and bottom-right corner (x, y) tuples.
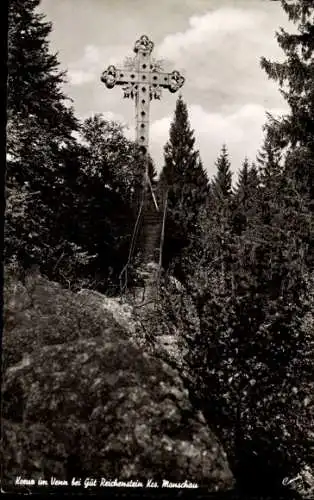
(101, 35), (185, 157)
(102, 68), (182, 89)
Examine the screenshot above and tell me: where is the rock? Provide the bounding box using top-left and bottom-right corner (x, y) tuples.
(2, 275), (127, 372)
(77, 289), (138, 335)
(2, 274), (235, 491)
(135, 275), (201, 382)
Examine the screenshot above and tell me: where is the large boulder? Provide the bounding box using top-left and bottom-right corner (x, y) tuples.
(2, 273), (235, 491)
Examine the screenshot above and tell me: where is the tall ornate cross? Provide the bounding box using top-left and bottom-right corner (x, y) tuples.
(101, 35), (185, 170)
(101, 35), (185, 302)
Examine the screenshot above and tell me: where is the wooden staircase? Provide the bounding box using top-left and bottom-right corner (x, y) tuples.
(122, 187), (167, 307)
(140, 208), (163, 265)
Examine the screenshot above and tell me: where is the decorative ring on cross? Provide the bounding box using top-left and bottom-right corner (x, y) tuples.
(169, 70), (185, 93)
(100, 65), (117, 88)
(134, 35), (154, 55)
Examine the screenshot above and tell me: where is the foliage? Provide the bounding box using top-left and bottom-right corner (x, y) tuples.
(211, 144), (233, 203)
(256, 132), (282, 184)
(232, 159), (259, 235)
(63, 114), (156, 291)
(260, 0), (314, 202)
(5, 0), (79, 278)
(159, 95), (209, 275)
(178, 119), (313, 494)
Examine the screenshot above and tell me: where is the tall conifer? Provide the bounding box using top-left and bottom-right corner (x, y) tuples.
(211, 144), (233, 204)
(260, 0), (314, 200)
(6, 0), (79, 277)
(159, 95), (209, 273)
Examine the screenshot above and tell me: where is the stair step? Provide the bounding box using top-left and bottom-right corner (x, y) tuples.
(143, 217), (162, 224)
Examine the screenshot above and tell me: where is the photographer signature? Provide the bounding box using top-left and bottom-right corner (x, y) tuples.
(282, 474), (302, 487)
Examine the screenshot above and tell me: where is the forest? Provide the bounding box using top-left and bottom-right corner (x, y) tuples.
(2, 0), (314, 498)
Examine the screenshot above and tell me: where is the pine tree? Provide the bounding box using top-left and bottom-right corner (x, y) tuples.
(260, 0), (314, 266)
(188, 161), (313, 492)
(5, 0), (81, 280)
(232, 159), (259, 235)
(160, 95), (209, 206)
(260, 0), (314, 200)
(236, 157), (249, 189)
(7, 0), (76, 138)
(159, 95), (209, 274)
(256, 133), (282, 188)
(187, 12), (314, 485)
(235, 157), (251, 206)
(211, 144), (233, 203)
(161, 95), (199, 184)
(236, 159), (259, 203)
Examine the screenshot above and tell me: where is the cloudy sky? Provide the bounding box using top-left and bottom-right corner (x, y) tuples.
(41, 0), (291, 179)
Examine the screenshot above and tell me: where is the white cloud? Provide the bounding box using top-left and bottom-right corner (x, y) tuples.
(144, 7), (289, 173)
(150, 103), (286, 178)
(156, 7), (285, 105)
(68, 69), (95, 85)
(68, 43), (132, 86)
(83, 45), (101, 65)
(156, 8), (261, 61)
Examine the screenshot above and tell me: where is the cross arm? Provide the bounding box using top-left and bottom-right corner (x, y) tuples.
(151, 70), (185, 93)
(101, 65), (142, 88)
(101, 65), (185, 94)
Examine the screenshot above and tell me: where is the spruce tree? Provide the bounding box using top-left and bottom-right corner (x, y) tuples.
(232, 159), (259, 235)
(235, 159), (259, 203)
(260, 0), (314, 200)
(236, 157), (249, 192)
(211, 144), (233, 204)
(5, 0), (80, 279)
(7, 0), (76, 138)
(190, 4), (314, 485)
(256, 133), (282, 188)
(211, 144), (233, 258)
(162, 95), (199, 184)
(187, 13), (314, 485)
(159, 95), (209, 274)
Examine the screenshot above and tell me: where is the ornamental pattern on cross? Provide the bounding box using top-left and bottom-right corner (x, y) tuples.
(101, 35), (185, 156)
